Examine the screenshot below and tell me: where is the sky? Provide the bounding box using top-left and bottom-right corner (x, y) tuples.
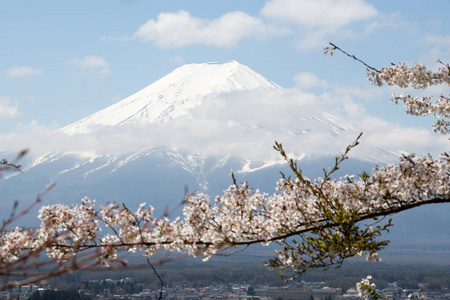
(1, 0), (449, 161)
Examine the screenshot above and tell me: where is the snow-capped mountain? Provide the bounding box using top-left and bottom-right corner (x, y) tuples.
(62, 61), (280, 135)
(24, 60), (394, 186)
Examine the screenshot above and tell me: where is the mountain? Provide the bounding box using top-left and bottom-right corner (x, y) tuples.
(61, 60), (281, 134)
(1, 61), (448, 259)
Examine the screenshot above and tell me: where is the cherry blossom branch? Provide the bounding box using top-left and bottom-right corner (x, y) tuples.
(147, 258), (163, 300)
(2, 143), (447, 287)
(325, 42), (450, 134)
(0, 148), (448, 288)
(324, 42), (380, 72)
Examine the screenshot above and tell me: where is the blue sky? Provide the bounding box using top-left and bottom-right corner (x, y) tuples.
(1, 0), (449, 159)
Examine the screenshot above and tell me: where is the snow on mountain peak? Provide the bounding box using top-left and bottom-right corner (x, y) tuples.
(61, 61), (280, 135)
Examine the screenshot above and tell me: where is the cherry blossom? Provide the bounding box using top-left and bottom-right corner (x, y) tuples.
(367, 62), (450, 134)
(326, 42), (449, 134)
(356, 276), (384, 300)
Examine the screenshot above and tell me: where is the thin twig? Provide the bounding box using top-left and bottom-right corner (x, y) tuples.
(328, 42), (380, 72)
(214, 244), (250, 256)
(147, 258), (163, 300)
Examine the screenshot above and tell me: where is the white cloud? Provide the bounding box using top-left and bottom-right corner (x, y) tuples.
(0, 88), (339, 161)
(333, 85), (383, 102)
(422, 34), (450, 60)
(5, 67), (44, 78)
(294, 72), (327, 89)
(68, 55), (111, 77)
(2, 80), (445, 163)
(364, 124), (442, 153)
(363, 13), (404, 34)
(261, 0), (377, 51)
(0, 96), (19, 119)
(261, 0), (377, 28)
(117, 1), (383, 51)
(424, 34), (450, 47)
(133, 10), (285, 48)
